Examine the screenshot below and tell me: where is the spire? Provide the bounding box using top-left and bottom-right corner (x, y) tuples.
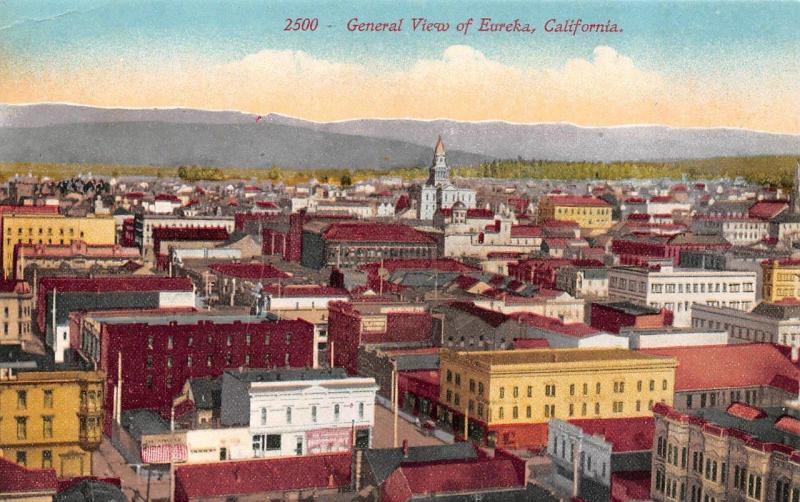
(434, 135), (445, 156)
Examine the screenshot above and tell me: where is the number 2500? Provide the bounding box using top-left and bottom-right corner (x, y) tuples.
(284, 18), (319, 31)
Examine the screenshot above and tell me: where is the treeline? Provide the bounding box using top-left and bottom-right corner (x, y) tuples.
(177, 166), (225, 181)
(452, 156), (798, 189)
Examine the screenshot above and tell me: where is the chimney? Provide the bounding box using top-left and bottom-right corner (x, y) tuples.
(402, 439), (409, 457)
(792, 345), (799, 364)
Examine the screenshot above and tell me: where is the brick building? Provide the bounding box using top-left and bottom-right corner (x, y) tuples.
(74, 311), (315, 435)
(327, 301), (433, 375)
(36, 276), (196, 363)
(612, 232), (731, 267)
(301, 222), (439, 270)
(590, 301), (670, 334)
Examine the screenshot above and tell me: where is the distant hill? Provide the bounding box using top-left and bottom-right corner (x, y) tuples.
(0, 104), (798, 168)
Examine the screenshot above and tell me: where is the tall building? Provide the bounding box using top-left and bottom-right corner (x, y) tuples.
(417, 137), (476, 220)
(762, 258), (800, 302)
(537, 195), (613, 230)
(0, 370), (104, 477)
(438, 347), (677, 448)
(1, 214), (116, 278)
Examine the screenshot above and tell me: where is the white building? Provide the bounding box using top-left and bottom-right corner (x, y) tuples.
(692, 302), (800, 347)
(691, 216), (770, 246)
(555, 265), (609, 299)
(547, 419), (613, 497)
(619, 328), (729, 349)
(418, 137), (476, 220)
(607, 265), (757, 327)
(220, 368), (378, 458)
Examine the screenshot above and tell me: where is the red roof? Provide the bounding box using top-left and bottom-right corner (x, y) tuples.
(510, 312), (599, 338)
(568, 416), (655, 452)
(510, 225), (542, 238)
(174, 453), (351, 501)
(208, 262), (290, 280)
(39, 276), (194, 293)
(155, 193), (181, 202)
(0, 457), (57, 494)
(649, 196), (674, 203)
(775, 415), (800, 435)
(452, 275), (481, 290)
(360, 259), (478, 275)
(255, 201), (278, 209)
(322, 223), (435, 243)
(642, 344), (800, 392)
(382, 459), (523, 502)
(627, 213), (650, 221)
(624, 197), (645, 203)
(543, 195), (610, 207)
(513, 338), (550, 349)
(749, 200), (789, 220)
(152, 226), (229, 242)
(261, 284), (350, 298)
(726, 402), (767, 421)
(466, 208), (494, 218)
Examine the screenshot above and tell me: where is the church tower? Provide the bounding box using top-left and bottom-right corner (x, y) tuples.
(428, 136), (450, 186)
(793, 160), (800, 214)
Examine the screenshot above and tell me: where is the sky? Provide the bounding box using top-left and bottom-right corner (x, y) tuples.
(0, 0), (798, 133)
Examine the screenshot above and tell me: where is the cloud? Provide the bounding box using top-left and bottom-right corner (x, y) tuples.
(2, 44), (798, 133)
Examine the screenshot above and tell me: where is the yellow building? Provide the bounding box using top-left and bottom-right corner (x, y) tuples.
(0, 370), (104, 477)
(761, 259), (800, 302)
(537, 195), (613, 230)
(2, 215), (116, 278)
(438, 348), (677, 448)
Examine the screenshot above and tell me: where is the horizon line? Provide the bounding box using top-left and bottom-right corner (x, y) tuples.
(2, 101), (799, 138)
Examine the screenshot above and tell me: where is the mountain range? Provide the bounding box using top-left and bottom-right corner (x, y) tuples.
(1, 104), (798, 169)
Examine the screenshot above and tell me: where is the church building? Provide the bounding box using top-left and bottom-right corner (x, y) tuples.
(417, 137), (477, 220)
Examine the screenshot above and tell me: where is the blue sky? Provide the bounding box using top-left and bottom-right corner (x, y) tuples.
(1, 1), (798, 131)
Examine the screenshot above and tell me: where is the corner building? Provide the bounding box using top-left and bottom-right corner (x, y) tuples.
(438, 348), (677, 448)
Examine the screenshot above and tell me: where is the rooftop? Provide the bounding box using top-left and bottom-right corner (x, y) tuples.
(596, 301), (661, 316)
(322, 222), (436, 243)
(208, 261), (290, 280)
(224, 367), (348, 383)
(444, 348), (673, 367)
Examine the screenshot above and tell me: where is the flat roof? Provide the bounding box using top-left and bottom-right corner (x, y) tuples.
(445, 348), (673, 366)
(90, 313), (279, 326)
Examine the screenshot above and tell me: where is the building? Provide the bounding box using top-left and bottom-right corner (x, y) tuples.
(762, 259), (800, 303)
(133, 214), (235, 260)
(607, 265), (757, 327)
(13, 240), (141, 285)
(555, 262), (609, 299)
(0, 456), (58, 501)
(537, 195), (613, 230)
(612, 232), (731, 267)
(642, 343), (800, 413)
(417, 137), (476, 220)
(221, 367), (377, 457)
(152, 226), (230, 268)
(651, 401), (800, 502)
(75, 311), (315, 435)
(0, 280), (32, 346)
(1, 214), (116, 278)
(301, 221), (439, 269)
(692, 301), (800, 346)
(510, 312), (629, 349)
(438, 347), (677, 448)
(327, 301), (432, 375)
(37, 276), (196, 363)
(174, 453), (353, 502)
(547, 417), (655, 502)
(0, 370), (104, 477)
(590, 301), (669, 334)
(691, 214), (770, 246)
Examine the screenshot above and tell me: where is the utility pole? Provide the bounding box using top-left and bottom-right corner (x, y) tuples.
(392, 360), (399, 448)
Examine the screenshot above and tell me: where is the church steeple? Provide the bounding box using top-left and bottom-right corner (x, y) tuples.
(428, 135), (449, 186)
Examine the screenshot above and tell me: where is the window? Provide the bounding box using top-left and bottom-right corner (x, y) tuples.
(513, 406), (519, 419)
(147, 335), (154, 349)
(187, 355), (193, 367)
(42, 450), (52, 469)
(146, 355), (153, 368)
(286, 407), (292, 424)
(167, 336), (173, 349)
(166, 356), (173, 368)
(499, 387), (505, 398)
(526, 405), (532, 418)
(16, 417), (27, 439)
(545, 384), (556, 397)
(612, 401), (624, 413)
(649, 379), (655, 391)
(570, 384), (575, 396)
(613, 381), (625, 393)
(17, 390), (26, 409)
(260, 407), (267, 425)
(43, 390), (53, 409)
(662, 379), (668, 391)
(334, 404), (340, 422)
(582, 403), (587, 416)
(596, 382), (601, 395)
(358, 402), (365, 420)
(499, 407), (504, 419)
(264, 334), (270, 344)
(285, 333), (292, 344)
(447, 370), (452, 383)
(595, 402), (600, 415)
(513, 386), (518, 397)
(478, 382), (484, 395)
(687, 394), (693, 409)
(226, 335), (232, 346)
(583, 383), (588, 395)
(42, 416), (53, 438)
(207, 355), (213, 367)
(16, 451), (26, 467)
(266, 434), (281, 450)
(188, 336), (193, 347)
(469, 379), (475, 392)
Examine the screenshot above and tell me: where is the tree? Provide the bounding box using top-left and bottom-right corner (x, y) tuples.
(340, 174), (353, 187)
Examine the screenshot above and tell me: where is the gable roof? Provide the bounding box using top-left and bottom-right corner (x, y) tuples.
(364, 442), (477, 484)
